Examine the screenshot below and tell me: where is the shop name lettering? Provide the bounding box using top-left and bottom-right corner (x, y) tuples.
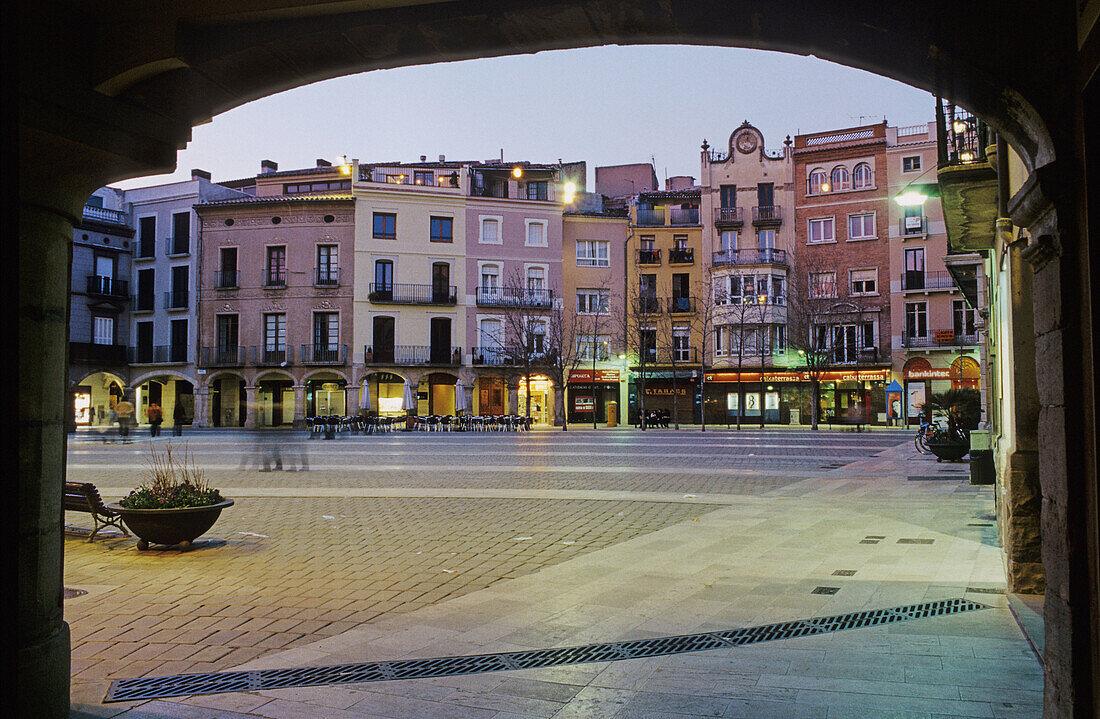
(645, 387), (688, 396)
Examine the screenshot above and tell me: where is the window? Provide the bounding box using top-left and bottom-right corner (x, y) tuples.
(432, 263), (452, 303)
(524, 219), (547, 247)
(169, 265), (189, 308)
(832, 325), (858, 363)
(720, 230), (739, 252)
(954, 299), (977, 336)
(216, 315), (239, 362)
(830, 166), (851, 191)
(808, 169), (827, 195)
(526, 180), (548, 200)
(313, 312), (340, 361)
(527, 320), (547, 355)
(773, 325), (786, 353)
(93, 316), (114, 345)
(480, 264), (500, 299)
(902, 155), (922, 173)
(808, 217), (835, 243)
(526, 266), (546, 294)
(374, 260), (393, 298)
(171, 212), (190, 254)
(264, 313), (287, 362)
(577, 289), (609, 314)
(413, 171), (433, 186)
(672, 327), (691, 362)
(138, 216), (156, 258)
(674, 235), (688, 250)
(720, 184), (737, 208)
(852, 163), (873, 189)
(640, 328), (658, 363)
(170, 319), (188, 362)
(714, 277), (729, 306)
(905, 302), (928, 337)
(480, 217), (501, 244)
(136, 268), (155, 311)
(904, 247), (926, 289)
(903, 204), (925, 234)
(373, 212), (396, 239)
(373, 316), (396, 363)
(577, 335), (610, 361)
(266, 246), (286, 286)
(810, 271), (837, 298)
(757, 229), (775, 249)
(430, 216), (453, 242)
(714, 326), (727, 356)
(770, 275), (785, 305)
(576, 239), (609, 267)
(136, 321), (154, 363)
(218, 247), (237, 288)
(317, 245), (338, 285)
(848, 212), (876, 240)
(850, 268), (878, 295)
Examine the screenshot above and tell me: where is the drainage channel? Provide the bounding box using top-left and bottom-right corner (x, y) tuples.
(105, 598), (986, 702)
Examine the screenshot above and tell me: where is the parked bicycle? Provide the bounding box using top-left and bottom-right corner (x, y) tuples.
(914, 415), (966, 453)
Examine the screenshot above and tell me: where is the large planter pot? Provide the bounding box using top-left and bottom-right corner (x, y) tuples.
(927, 441), (969, 462)
(106, 499), (234, 550)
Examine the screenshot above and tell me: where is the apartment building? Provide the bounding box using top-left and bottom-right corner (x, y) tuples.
(791, 122), (894, 425)
(698, 122), (798, 425)
(194, 160), (354, 427)
(562, 192), (630, 424)
(886, 121), (984, 423)
(68, 188), (134, 428)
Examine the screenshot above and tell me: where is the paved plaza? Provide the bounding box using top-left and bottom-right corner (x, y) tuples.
(63, 426), (1042, 718)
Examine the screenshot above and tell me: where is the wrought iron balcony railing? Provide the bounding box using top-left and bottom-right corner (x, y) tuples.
(668, 296), (695, 313)
(85, 275), (129, 298)
(475, 286), (553, 308)
(714, 207), (744, 226)
(130, 345), (188, 364)
(752, 205), (782, 225)
(200, 346), (246, 367)
(264, 269), (287, 288)
(368, 282), (457, 305)
(164, 290), (189, 310)
(301, 344), (347, 364)
(900, 216), (928, 236)
(937, 99), (992, 167)
(634, 296), (662, 315)
(164, 237), (190, 256)
(70, 342), (128, 365)
(635, 209), (665, 226)
(214, 270), (238, 289)
(669, 208), (700, 225)
(901, 330), (979, 348)
(636, 249), (661, 265)
(900, 271), (957, 291)
(250, 345), (294, 366)
(364, 345), (463, 366)
(668, 248), (694, 264)
(712, 248), (788, 266)
(314, 267), (341, 287)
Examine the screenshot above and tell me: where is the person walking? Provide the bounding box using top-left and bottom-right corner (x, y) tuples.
(147, 403), (163, 437)
(173, 402), (185, 436)
(115, 400), (133, 442)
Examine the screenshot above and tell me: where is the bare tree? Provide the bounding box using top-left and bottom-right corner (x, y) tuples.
(615, 276), (662, 429)
(785, 257), (835, 431)
(690, 269), (726, 432)
(541, 297), (602, 431)
(713, 272), (770, 429)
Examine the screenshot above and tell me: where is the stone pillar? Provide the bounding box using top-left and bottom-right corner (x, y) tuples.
(507, 378), (520, 416)
(293, 385), (306, 428)
(243, 385), (259, 429)
(17, 204), (72, 719)
(193, 382), (211, 428)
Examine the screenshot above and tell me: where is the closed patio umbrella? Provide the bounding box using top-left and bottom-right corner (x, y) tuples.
(359, 378), (371, 412)
(402, 381), (417, 411)
(455, 379), (468, 413)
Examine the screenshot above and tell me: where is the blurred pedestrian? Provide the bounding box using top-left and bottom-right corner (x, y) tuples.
(115, 400), (133, 442)
(147, 403), (163, 437)
(173, 402), (185, 436)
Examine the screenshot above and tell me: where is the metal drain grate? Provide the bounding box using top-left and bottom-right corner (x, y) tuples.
(897, 538), (935, 544)
(811, 586), (840, 595)
(104, 598), (987, 702)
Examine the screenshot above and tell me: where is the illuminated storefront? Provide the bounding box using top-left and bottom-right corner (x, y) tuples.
(703, 368), (891, 426)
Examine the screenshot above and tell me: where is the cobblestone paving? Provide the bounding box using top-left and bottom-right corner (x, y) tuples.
(63, 428), (910, 704)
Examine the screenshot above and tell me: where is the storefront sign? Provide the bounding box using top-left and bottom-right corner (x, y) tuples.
(573, 396), (595, 412)
(905, 368), (951, 379)
(705, 369), (891, 383)
(646, 387), (688, 396)
(765, 392), (779, 410)
(934, 330), (956, 343)
(569, 369), (621, 383)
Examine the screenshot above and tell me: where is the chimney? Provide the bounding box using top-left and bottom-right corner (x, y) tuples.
(260, 159), (278, 174)
(316, 158), (331, 167)
(438, 154), (446, 162)
(420, 155), (427, 162)
(191, 169), (211, 181)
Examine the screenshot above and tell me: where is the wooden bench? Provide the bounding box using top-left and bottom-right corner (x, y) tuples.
(828, 414), (867, 432)
(63, 482), (129, 541)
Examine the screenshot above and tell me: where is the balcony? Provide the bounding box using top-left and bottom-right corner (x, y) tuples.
(470, 346), (514, 366)
(70, 342), (128, 365)
(81, 205), (128, 226)
(669, 207), (700, 225)
(314, 267), (341, 287)
(752, 205), (782, 226)
(899, 215), (928, 237)
(668, 296), (695, 313)
(251, 346), (294, 366)
(264, 269), (287, 288)
(85, 275), (129, 299)
(901, 330), (980, 348)
(364, 345), (463, 366)
(636, 249), (661, 265)
(714, 207), (744, 227)
(133, 293), (156, 312)
(164, 290), (189, 310)
(668, 248), (694, 264)
(301, 344), (348, 365)
(634, 296), (662, 315)
(637, 347), (699, 365)
(475, 286), (553, 308)
(130, 345), (188, 364)
(711, 248), (788, 267)
(214, 270), (238, 289)
(200, 346), (246, 367)
(368, 283), (457, 305)
(635, 208), (665, 226)
(900, 271), (958, 291)
(164, 237), (190, 256)
(936, 98), (998, 252)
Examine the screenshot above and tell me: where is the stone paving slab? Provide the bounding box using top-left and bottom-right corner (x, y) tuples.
(65, 429), (1041, 719)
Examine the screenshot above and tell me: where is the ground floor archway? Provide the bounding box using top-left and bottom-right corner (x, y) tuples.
(70, 372), (125, 427)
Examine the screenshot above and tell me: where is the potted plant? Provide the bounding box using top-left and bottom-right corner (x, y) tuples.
(108, 441), (233, 550)
(921, 389), (981, 462)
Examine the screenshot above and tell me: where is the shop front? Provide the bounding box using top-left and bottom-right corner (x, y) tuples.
(703, 368), (891, 426)
(629, 370), (699, 426)
(72, 373), (124, 426)
(516, 375), (554, 425)
(371, 371), (408, 416)
(902, 356), (981, 424)
(476, 375), (506, 416)
(305, 377), (345, 419)
(566, 369), (621, 423)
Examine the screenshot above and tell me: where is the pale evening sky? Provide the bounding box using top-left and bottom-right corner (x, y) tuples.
(111, 44), (935, 191)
